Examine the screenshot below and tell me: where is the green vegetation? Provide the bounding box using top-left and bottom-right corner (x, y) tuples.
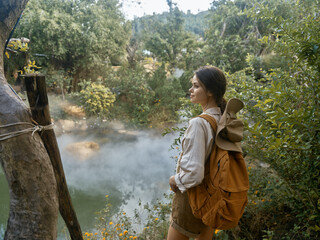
(4, 0), (320, 239)
(80, 194), (227, 240)
(89, 194), (172, 240)
(77, 81), (116, 117)
(14, 0), (131, 91)
(132, 9), (209, 37)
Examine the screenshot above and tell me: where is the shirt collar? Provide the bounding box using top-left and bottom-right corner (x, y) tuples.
(203, 107), (221, 115)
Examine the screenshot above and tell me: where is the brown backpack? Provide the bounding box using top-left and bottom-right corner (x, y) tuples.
(187, 114), (249, 230)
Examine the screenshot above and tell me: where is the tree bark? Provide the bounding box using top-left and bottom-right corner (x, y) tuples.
(220, 21), (227, 38)
(0, 0), (59, 238)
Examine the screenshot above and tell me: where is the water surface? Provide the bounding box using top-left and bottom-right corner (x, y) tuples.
(0, 128), (178, 238)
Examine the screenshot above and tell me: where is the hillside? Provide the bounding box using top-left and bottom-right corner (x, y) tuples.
(132, 10), (209, 36)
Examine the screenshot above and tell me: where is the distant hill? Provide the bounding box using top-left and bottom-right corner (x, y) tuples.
(183, 10), (210, 36)
(131, 10), (210, 37)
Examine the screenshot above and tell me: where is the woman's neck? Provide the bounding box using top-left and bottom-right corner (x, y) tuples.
(202, 100), (217, 112)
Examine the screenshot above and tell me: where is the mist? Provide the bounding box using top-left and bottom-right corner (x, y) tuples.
(57, 129), (179, 215)
(0, 126), (180, 237)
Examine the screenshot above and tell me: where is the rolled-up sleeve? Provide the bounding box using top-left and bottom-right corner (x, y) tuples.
(175, 118), (208, 192)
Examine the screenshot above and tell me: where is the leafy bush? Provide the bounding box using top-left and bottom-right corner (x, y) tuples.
(78, 82), (116, 118)
(106, 66), (155, 125)
(147, 65), (184, 126)
(105, 64), (184, 127)
(241, 1), (320, 237)
(227, 62), (320, 238)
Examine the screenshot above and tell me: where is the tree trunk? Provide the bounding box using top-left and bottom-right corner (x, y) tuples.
(0, 0), (59, 238)
(220, 21), (227, 38)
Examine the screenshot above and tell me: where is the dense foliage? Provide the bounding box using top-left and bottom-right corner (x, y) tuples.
(242, 1), (320, 238)
(204, 0), (263, 72)
(4, 0), (320, 239)
(141, 3), (196, 71)
(104, 64), (184, 126)
(77, 81), (116, 117)
(14, 0), (131, 91)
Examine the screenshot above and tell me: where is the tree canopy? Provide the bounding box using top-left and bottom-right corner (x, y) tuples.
(14, 0), (131, 90)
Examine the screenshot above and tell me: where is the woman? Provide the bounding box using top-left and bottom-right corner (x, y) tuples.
(167, 66), (227, 240)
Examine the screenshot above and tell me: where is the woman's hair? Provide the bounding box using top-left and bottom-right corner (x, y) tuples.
(195, 66), (227, 113)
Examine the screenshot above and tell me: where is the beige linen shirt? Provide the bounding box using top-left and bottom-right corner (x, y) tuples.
(174, 107), (221, 193)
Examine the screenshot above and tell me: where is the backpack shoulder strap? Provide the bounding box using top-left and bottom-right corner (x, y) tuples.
(198, 114), (218, 133)
(198, 114), (222, 176)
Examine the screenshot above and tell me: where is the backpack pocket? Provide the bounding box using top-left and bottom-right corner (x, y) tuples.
(203, 190), (248, 229)
(188, 183), (213, 219)
(188, 166), (221, 219)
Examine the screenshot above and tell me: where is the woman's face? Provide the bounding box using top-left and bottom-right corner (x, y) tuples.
(189, 75), (211, 106)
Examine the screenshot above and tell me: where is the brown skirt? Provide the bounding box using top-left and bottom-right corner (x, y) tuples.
(170, 191), (211, 238)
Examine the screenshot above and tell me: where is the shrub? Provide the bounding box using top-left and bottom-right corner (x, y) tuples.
(147, 64), (184, 127)
(107, 66), (155, 125)
(106, 64), (184, 127)
(227, 65), (320, 239)
(78, 82), (116, 118)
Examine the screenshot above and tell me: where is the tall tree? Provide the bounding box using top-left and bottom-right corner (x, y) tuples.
(204, 0), (267, 72)
(15, 0), (131, 91)
(142, 1), (194, 71)
(0, 0), (59, 239)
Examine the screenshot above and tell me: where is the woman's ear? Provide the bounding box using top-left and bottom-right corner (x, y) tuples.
(207, 91), (213, 97)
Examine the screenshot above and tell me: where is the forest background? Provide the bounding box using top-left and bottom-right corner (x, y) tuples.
(3, 0), (320, 239)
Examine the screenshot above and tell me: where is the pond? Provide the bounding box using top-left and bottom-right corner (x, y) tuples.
(0, 126), (178, 239)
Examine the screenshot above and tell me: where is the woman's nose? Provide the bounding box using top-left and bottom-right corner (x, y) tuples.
(189, 87), (193, 92)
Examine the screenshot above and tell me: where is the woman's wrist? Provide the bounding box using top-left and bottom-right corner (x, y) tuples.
(169, 175), (179, 192)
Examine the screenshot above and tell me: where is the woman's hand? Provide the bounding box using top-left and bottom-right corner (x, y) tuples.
(169, 175), (179, 193)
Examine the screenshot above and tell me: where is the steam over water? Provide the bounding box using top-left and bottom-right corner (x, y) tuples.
(59, 128), (179, 233)
(0, 128), (179, 236)
(60, 130), (177, 196)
